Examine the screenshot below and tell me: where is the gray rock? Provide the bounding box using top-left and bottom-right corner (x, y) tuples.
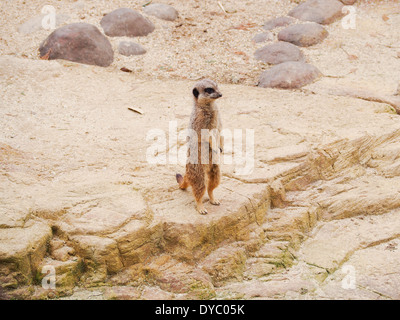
(100, 8), (155, 37)
(39, 23), (114, 67)
(263, 16), (296, 31)
(252, 32), (274, 43)
(254, 42), (305, 65)
(288, 0), (345, 25)
(118, 41), (147, 56)
(258, 61), (322, 89)
(143, 3), (179, 21)
(18, 14), (70, 35)
(278, 23), (329, 47)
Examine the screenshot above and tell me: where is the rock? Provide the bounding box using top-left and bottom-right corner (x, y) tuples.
(278, 23), (329, 47)
(110, 220), (163, 267)
(38, 258), (82, 292)
(223, 279), (312, 299)
(288, 0), (345, 25)
(141, 286), (175, 300)
(0, 222), (52, 287)
(100, 8), (155, 37)
(258, 61), (322, 89)
(254, 42), (305, 65)
(299, 211), (400, 274)
(118, 41), (147, 56)
(263, 16), (296, 30)
(144, 255), (215, 299)
(103, 286), (141, 300)
(252, 32), (274, 43)
(270, 179), (287, 208)
(39, 23), (114, 67)
(70, 235), (124, 274)
(18, 14), (70, 35)
(51, 246), (75, 262)
(143, 3), (179, 21)
(199, 244), (247, 287)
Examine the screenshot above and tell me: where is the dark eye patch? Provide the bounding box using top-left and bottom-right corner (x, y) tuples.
(205, 88), (215, 94)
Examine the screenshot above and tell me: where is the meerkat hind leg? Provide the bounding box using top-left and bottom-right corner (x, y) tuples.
(207, 165), (221, 206)
(190, 176), (208, 215)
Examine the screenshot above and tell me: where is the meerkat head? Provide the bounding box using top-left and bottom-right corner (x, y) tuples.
(192, 79), (222, 104)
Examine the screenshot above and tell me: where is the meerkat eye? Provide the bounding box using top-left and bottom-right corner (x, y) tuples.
(205, 88), (215, 94)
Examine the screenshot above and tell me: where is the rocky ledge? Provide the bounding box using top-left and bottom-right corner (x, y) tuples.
(0, 55), (399, 299)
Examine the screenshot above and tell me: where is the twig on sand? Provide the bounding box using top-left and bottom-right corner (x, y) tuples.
(217, 1), (226, 14)
(128, 107), (144, 115)
(142, 1), (152, 7)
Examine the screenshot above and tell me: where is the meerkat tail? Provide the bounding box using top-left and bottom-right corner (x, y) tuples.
(176, 173), (189, 189)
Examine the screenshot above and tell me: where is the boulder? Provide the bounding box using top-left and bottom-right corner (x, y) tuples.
(118, 41), (147, 56)
(143, 3), (179, 21)
(199, 244), (247, 287)
(100, 8), (155, 37)
(252, 32), (274, 43)
(278, 23), (329, 47)
(0, 222), (52, 287)
(39, 23), (114, 67)
(254, 42), (305, 65)
(258, 61), (322, 89)
(288, 0), (345, 25)
(263, 16), (296, 30)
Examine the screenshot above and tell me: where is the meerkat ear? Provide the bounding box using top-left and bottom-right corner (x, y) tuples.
(193, 88), (199, 99)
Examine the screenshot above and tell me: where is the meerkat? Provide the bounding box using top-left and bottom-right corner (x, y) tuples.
(176, 79), (223, 215)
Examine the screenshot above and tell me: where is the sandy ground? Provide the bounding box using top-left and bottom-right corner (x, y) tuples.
(0, 0), (399, 88)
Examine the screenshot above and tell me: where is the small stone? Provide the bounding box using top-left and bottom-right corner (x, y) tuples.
(51, 246), (75, 262)
(254, 42), (305, 65)
(143, 3), (179, 21)
(103, 286), (141, 300)
(252, 32), (274, 43)
(141, 286), (175, 300)
(39, 23), (114, 67)
(263, 16), (296, 31)
(258, 61), (322, 89)
(100, 8), (155, 37)
(118, 41), (147, 56)
(278, 23), (329, 47)
(288, 0), (345, 25)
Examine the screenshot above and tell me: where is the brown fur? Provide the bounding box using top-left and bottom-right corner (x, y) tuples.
(176, 79), (223, 215)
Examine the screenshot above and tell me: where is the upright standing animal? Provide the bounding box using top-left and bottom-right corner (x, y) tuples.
(176, 79), (223, 215)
